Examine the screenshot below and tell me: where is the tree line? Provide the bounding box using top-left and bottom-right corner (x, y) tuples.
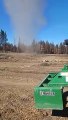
(17, 39), (68, 54)
(38, 40), (68, 54)
(0, 29), (68, 54)
(0, 29), (17, 52)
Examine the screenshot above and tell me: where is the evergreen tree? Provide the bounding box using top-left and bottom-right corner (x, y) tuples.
(0, 29), (8, 46)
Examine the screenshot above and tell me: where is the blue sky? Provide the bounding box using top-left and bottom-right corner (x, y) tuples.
(39, 0), (68, 44)
(0, 0), (68, 44)
(0, 0), (14, 44)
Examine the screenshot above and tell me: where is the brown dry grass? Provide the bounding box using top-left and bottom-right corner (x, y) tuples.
(0, 53), (68, 120)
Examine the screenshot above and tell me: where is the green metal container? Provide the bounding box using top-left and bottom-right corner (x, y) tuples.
(34, 65), (68, 110)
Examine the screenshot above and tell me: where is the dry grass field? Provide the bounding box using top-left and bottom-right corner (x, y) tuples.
(0, 53), (68, 120)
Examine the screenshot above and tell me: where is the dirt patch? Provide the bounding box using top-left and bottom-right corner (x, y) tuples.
(0, 53), (68, 120)
(0, 53), (18, 62)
